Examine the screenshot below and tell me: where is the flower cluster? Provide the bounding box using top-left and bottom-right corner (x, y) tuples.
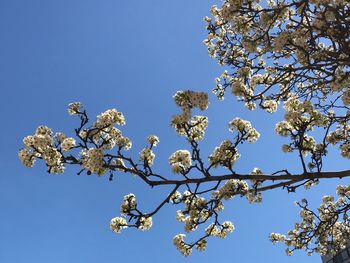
(147, 135), (159, 147)
(110, 217), (128, 233)
(19, 126), (64, 173)
(110, 193), (153, 237)
(229, 117), (260, 143)
(169, 191), (182, 203)
(139, 148), (155, 166)
(94, 108), (125, 129)
(68, 102), (82, 115)
(274, 96), (332, 165)
(120, 193), (137, 215)
(60, 137), (76, 152)
(180, 193), (211, 233)
(204, 221), (235, 238)
(168, 150), (192, 173)
(81, 148), (106, 176)
(138, 216), (152, 231)
(208, 140), (240, 168)
(173, 90), (209, 111)
(326, 123), (350, 158)
(212, 179), (249, 200)
(188, 116), (209, 141)
(205, 0), (350, 115)
(171, 187), (237, 255)
(272, 189), (350, 256)
(171, 91), (209, 140)
(246, 168), (264, 203)
(173, 234), (192, 256)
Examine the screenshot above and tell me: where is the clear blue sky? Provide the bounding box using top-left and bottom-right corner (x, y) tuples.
(1, 1), (348, 262)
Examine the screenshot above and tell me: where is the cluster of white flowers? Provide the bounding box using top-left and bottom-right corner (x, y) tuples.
(283, 96), (329, 129)
(173, 90), (209, 111)
(115, 136), (132, 150)
(60, 137), (76, 152)
(92, 127), (121, 150)
(188, 116), (209, 141)
(70, 103), (132, 153)
(171, 115), (208, 141)
(139, 148), (155, 166)
(138, 216), (152, 231)
(336, 185), (350, 197)
(342, 89), (350, 105)
(326, 124), (350, 145)
(205, 0), (349, 126)
(212, 179), (249, 200)
(272, 190), (350, 256)
(229, 117), (260, 143)
(262, 99), (278, 113)
(169, 191), (182, 203)
(147, 135), (159, 146)
(171, 91), (210, 140)
(94, 108), (125, 128)
(275, 121), (293, 137)
(246, 168), (263, 203)
(217, 221), (235, 238)
(181, 194), (211, 233)
(325, 123), (350, 158)
(208, 140), (240, 168)
(68, 102), (82, 115)
(81, 148), (106, 176)
(110, 193), (152, 236)
(204, 221), (235, 238)
(269, 233), (286, 244)
(282, 144), (293, 153)
(168, 150), (192, 173)
(340, 143), (350, 158)
(55, 132), (66, 143)
(18, 148), (36, 168)
(19, 126), (65, 173)
(195, 239), (207, 252)
(171, 188), (236, 254)
(274, 96), (332, 160)
(110, 217), (128, 233)
(120, 193), (137, 215)
(173, 234), (192, 256)
(231, 78), (252, 98)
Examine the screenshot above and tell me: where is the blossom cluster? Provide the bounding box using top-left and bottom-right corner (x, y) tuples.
(168, 150), (192, 173)
(110, 217), (128, 233)
(171, 91), (210, 141)
(229, 117), (260, 143)
(204, 221), (235, 239)
(68, 102), (82, 115)
(120, 193), (137, 215)
(205, 0), (350, 118)
(19, 126), (65, 173)
(147, 135), (159, 147)
(275, 96), (331, 162)
(208, 140), (240, 168)
(81, 148), (106, 176)
(110, 193), (153, 234)
(272, 187), (350, 256)
(139, 148), (155, 166)
(173, 188), (235, 256)
(93, 108), (125, 129)
(212, 179), (249, 200)
(326, 123), (350, 158)
(173, 234), (192, 256)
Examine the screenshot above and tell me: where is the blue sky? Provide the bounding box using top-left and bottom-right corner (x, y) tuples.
(1, 0), (348, 262)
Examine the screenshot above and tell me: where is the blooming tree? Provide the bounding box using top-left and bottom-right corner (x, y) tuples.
(19, 0), (350, 258)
